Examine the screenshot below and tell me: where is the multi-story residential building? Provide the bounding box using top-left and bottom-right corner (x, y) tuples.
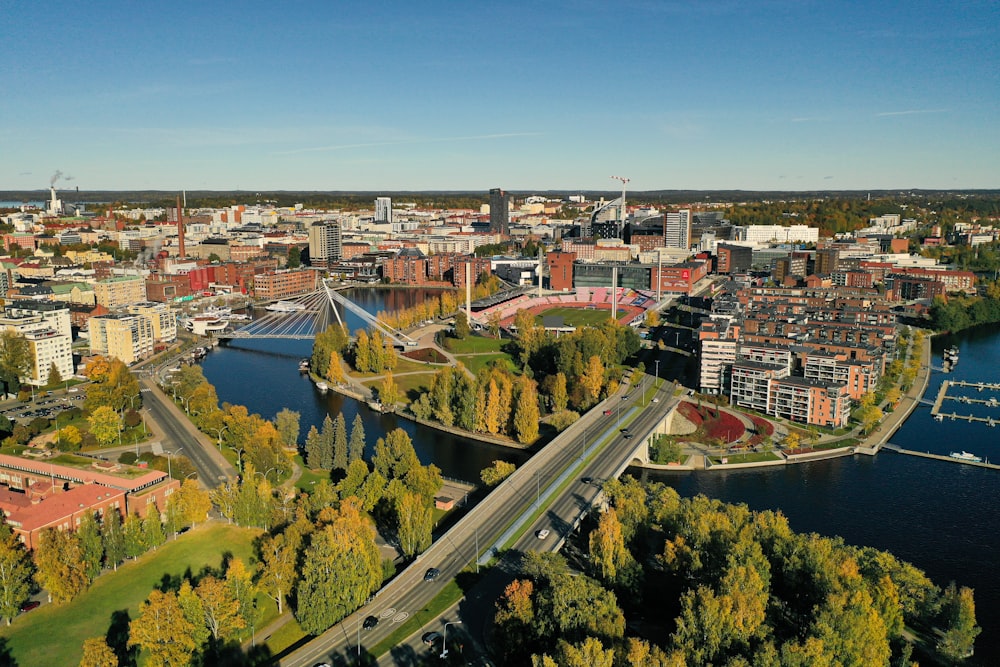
(716, 243), (754, 274)
(700, 338), (737, 394)
(739, 344), (795, 374)
(0, 301), (74, 385)
(375, 197), (392, 225)
(127, 302), (177, 344)
(94, 276), (147, 309)
(734, 224), (819, 244)
(89, 313), (154, 365)
(803, 351), (879, 400)
(664, 210), (692, 250)
(730, 361), (789, 414)
(768, 376), (850, 428)
(252, 269), (320, 301)
(308, 220), (343, 268)
(489, 188), (509, 235)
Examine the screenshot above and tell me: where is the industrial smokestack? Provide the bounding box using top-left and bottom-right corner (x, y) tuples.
(176, 195), (186, 258)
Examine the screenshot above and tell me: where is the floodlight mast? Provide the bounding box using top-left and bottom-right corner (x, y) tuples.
(610, 175), (630, 235)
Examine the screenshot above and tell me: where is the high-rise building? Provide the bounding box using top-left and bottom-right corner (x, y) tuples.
(375, 197), (392, 224)
(0, 300), (73, 386)
(489, 188), (509, 235)
(89, 314), (155, 366)
(664, 210), (692, 250)
(308, 220), (343, 268)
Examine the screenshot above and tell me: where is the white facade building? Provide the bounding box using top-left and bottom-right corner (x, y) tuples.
(734, 224), (820, 245)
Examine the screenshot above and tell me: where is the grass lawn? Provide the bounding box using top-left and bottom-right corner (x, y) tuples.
(362, 371), (436, 402)
(712, 451), (783, 464)
(349, 357), (429, 379)
(294, 454), (332, 492)
(534, 306), (612, 328)
(0, 522), (262, 667)
(456, 353), (516, 376)
(442, 335), (505, 354)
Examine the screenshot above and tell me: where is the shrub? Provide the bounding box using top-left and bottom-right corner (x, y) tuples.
(548, 410), (580, 432)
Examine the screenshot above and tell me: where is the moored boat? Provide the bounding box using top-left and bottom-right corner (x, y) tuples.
(949, 451), (982, 462)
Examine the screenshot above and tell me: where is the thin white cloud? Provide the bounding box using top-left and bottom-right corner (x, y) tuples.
(875, 109), (948, 117)
(275, 132), (542, 156)
(790, 116), (829, 123)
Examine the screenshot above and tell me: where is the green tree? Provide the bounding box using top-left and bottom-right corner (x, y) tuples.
(348, 412), (366, 463)
(287, 246), (301, 268)
(77, 511), (104, 582)
(304, 425), (323, 469)
(123, 513), (145, 560)
(274, 408), (301, 449)
(454, 310), (470, 338)
(0, 331), (31, 396)
(88, 406), (122, 447)
(938, 583), (980, 661)
(372, 428), (420, 481)
(34, 528), (89, 604)
(46, 362), (62, 387)
(332, 413), (348, 471)
(101, 509), (126, 571)
(143, 506), (166, 551)
(0, 527), (33, 625)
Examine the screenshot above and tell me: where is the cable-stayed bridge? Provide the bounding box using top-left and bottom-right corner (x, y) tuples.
(218, 280), (418, 346)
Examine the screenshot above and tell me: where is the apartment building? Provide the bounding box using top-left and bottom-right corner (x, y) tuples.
(127, 302), (177, 343)
(803, 351), (879, 401)
(730, 361), (789, 414)
(89, 314), (154, 365)
(768, 376), (850, 428)
(700, 338), (737, 394)
(94, 276), (147, 309)
(252, 269), (320, 301)
(0, 301), (73, 385)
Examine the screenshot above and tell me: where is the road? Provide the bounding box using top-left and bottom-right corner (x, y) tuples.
(138, 378), (235, 488)
(284, 379), (678, 666)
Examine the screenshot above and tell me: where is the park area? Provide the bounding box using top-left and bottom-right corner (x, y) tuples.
(677, 401), (746, 445)
(0, 522), (262, 667)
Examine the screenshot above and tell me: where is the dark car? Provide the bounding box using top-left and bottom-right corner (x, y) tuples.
(423, 567), (440, 582)
(363, 615), (379, 630)
(20, 600), (40, 613)
(422, 631), (442, 646)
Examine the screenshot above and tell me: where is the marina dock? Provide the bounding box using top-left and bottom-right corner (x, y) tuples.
(882, 444), (1000, 470)
(928, 379), (1000, 425)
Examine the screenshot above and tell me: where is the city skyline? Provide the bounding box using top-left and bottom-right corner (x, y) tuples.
(3, 1), (997, 192)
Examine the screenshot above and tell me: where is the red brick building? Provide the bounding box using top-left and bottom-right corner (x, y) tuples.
(252, 269), (320, 300)
(547, 251), (576, 291)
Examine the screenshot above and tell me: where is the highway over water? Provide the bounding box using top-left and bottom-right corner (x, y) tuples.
(284, 379), (679, 666)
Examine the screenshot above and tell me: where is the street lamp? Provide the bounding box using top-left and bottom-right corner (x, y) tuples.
(440, 621), (462, 659)
(165, 448), (183, 479)
(655, 358), (660, 388)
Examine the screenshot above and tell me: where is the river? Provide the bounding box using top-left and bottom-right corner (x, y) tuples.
(201, 289), (999, 664)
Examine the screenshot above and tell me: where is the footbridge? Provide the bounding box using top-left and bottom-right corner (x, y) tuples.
(217, 280), (418, 346)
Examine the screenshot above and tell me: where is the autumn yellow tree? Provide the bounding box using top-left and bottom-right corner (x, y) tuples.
(129, 589), (201, 667)
(78, 637), (117, 667)
(513, 376), (540, 444)
(589, 508), (630, 581)
(326, 350), (345, 385)
(483, 378), (502, 434)
(34, 528), (89, 604)
(580, 355), (605, 405)
(379, 371), (400, 411)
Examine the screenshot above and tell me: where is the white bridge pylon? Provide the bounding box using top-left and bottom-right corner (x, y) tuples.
(322, 279), (418, 347)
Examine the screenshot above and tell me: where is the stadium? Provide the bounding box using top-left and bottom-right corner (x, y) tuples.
(469, 287), (659, 333)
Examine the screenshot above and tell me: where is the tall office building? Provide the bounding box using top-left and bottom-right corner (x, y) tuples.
(308, 220), (343, 268)
(664, 209), (692, 250)
(375, 197), (392, 224)
(489, 188), (509, 235)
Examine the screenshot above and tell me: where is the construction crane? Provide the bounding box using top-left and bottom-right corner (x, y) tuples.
(610, 175), (630, 234)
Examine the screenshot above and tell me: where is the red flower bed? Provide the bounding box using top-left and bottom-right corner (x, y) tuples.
(704, 410), (745, 443)
(677, 401), (704, 425)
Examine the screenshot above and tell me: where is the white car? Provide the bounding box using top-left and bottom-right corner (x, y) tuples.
(536, 529), (550, 540)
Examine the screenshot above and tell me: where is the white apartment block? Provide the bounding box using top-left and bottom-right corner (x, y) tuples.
(89, 315), (154, 366)
(664, 210), (692, 250)
(1, 301), (74, 385)
(735, 224), (820, 245)
(699, 338), (737, 394)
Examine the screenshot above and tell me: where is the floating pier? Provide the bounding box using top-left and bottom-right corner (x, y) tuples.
(882, 444), (1000, 470)
(929, 380), (1000, 425)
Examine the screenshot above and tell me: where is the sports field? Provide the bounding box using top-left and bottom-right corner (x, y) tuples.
(534, 306), (613, 327)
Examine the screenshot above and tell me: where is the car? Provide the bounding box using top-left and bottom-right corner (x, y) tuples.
(581, 476), (593, 484)
(622, 394), (631, 399)
(363, 615), (379, 630)
(20, 600), (39, 613)
(536, 529), (550, 540)
(623, 433), (634, 439)
(423, 567), (440, 582)
(422, 631), (442, 646)
(603, 409), (612, 416)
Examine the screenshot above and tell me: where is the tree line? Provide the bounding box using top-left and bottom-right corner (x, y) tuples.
(495, 478), (980, 666)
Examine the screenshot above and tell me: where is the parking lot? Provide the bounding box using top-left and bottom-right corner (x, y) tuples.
(1, 394), (84, 423)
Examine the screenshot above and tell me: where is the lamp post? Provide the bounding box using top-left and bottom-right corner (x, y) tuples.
(440, 621), (462, 659)
(255, 467), (277, 484)
(165, 448), (183, 480)
(655, 358), (660, 388)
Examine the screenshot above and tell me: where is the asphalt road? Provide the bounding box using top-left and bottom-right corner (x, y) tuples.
(284, 379), (679, 667)
(138, 378), (234, 487)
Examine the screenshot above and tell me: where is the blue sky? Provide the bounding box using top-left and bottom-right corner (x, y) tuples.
(2, 1), (997, 192)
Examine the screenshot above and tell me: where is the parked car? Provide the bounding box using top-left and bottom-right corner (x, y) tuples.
(20, 600), (39, 613)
